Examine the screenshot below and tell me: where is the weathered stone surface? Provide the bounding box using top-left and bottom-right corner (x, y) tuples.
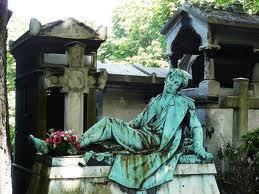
(218, 78), (259, 145)
(64, 93), (84, 137)
(39, 18), (100, 40)
(196, 108), (233, 171)
(198, 80), (220, 96)
(29, 18), (41, 35)
(27, 155), (219, 194)
(248, 110), (259, 130)
(11, 17), (107, 194)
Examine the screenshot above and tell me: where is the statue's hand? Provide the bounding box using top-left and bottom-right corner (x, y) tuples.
(197, 151), (213, 163)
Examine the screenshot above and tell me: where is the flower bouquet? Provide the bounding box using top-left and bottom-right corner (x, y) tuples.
(44, 129), (81, 156)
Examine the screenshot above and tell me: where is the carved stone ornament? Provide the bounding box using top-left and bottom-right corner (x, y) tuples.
(61, 68), (88, 93)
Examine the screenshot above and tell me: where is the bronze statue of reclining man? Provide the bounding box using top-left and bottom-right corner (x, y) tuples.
(30, 68), (213, 190)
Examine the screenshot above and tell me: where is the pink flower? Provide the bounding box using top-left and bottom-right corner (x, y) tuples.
(45, 137), (50, 143)
(75, 142), (81, 151)
(69, 135), (77, 143)
(53, 135), (62, 144)
(55, 131), (61, 136)
(45, 137), (53, 144)
(45, 129), (81, 155)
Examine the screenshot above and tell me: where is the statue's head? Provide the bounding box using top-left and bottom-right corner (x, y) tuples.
(164, 68), (192, 94)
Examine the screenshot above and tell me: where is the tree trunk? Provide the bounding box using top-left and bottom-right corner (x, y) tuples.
(0, 0), (12, 193)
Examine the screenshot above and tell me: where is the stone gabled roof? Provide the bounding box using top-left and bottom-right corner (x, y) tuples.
(10, 18), (106, 53)
(38, 18), (101, 40)
(161, 2), (259, 34)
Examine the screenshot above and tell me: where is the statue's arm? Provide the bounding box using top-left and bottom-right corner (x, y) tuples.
(188, 102), (213, 161)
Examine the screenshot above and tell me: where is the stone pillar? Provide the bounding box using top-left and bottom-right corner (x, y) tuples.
(198, 45), (220, 96)
(87, 52), (97, 129)
(62, 42), (88, 137)
(203, 53), (215, 80)
(64, 93), (84, 135)
(233, 78), (249, 145)
(252, 63), (259, 96)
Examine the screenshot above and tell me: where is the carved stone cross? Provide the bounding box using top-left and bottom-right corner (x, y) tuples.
(219, 78), (259, 145)
(43, 41), (107, 137)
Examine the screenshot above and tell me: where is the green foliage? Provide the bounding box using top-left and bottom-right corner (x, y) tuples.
(7, 51), (16, 149)
(8, 91), (15, 147)
(98, 0), (259, 67)
(242, 128), (259, 160)
(214, 0), (259, 14)
(98, 0), (177, 67)
(6, 52), (15, 92)
(218, 128), (259, 194)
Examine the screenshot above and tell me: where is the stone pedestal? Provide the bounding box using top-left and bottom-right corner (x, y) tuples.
(27, 155), (220, 194)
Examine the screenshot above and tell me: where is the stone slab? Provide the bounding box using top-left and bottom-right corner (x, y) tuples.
(27, 157), (220, 194)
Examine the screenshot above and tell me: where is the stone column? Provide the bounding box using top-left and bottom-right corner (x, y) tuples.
(87, 52), (97, 129)
(62, 42), (88, 137)
(198, 45), (220, 96)
(233, 78), (249, 145)
(252, 63), (259, 96)
(203, 53), (215, 80)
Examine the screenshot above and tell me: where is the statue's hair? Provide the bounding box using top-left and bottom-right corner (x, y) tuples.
(166, 68), (192, 89)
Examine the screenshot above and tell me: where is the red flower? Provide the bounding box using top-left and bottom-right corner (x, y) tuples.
(75, 142), (81, 151)
(53, 135), (62, 144)
(69, 135), (77, 143)
(45, 137), (50, 143)
(45, 129), (80, 155)
(45, 137), (53, 144)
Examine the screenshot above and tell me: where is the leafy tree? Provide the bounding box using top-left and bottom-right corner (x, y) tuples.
(98, 0), (259, 67)
(98, 0), (177, 67)
(7, 51), (15, 91)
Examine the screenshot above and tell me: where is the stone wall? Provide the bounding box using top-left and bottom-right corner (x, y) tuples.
(248, 110), (259, 131)
(103, 90), (148, 122)
(196, 108), (233, 171)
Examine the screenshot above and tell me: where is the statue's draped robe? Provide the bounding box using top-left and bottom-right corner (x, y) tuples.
(106, 94), (205, 190)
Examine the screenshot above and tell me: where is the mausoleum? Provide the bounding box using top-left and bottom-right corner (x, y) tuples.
(10, 18), (169, 194)
(161, 2), (259, 170)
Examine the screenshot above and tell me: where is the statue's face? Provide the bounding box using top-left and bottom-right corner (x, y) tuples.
(164, 73), (182, 94)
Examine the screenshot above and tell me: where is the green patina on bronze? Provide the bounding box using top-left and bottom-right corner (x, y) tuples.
(30, 68), (213, 190)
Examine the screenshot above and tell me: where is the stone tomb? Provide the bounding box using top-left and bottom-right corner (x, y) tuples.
(11, 15), (222, 194)
(27, 154), (219, 194)
(97, 63), (168, 121)
(161, 2), (259, 171)
(10, 18), (107, 194)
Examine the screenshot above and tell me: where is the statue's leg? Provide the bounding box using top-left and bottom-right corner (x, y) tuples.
(80, 117), (160, 152)
(80, 117), (113, 147)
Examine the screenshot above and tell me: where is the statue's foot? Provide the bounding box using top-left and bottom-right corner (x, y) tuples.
(28, 135), (49, 155)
